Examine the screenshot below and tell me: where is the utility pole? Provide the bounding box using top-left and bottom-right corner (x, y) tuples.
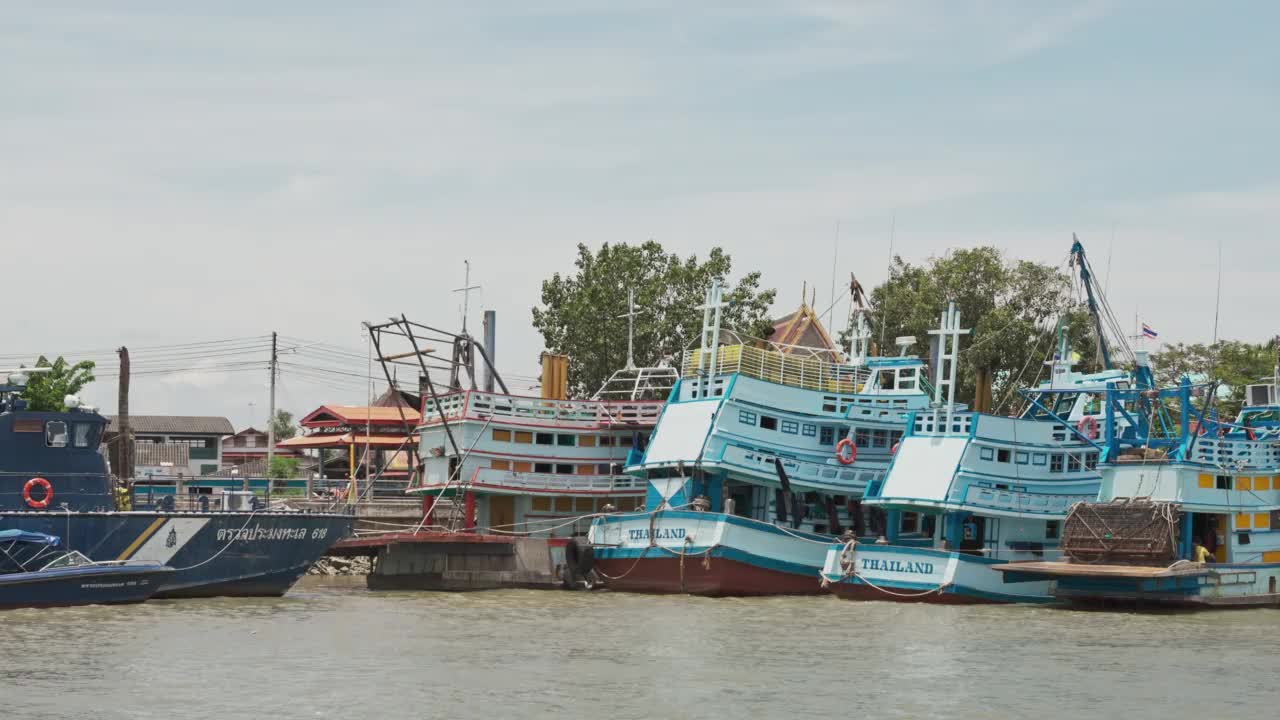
(116, 347), (134, 486)
(265, 331), (277, 495)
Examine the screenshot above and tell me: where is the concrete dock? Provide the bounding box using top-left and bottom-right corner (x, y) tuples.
(330, 532), (569, 591)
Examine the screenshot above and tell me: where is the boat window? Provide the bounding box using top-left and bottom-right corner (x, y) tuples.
(980, 447), (994, 461)
(1033, 453), (1047, 466)
(802, 424), (816, 437)
(880, 372), (893, 390)
(997, 449), (1011, 463)
(535, 433), (554, 445)
(897, 368), (917, 390)
(780, 420), (799, 434)
(555, 464), (573, 475)
(1067, 454), (1082, 473)
(822, 396), (838, 413)
(900, 512), (920, 534)
(1082, 395), (1102, 415)
(1053, 393), (1078, 416)
(1015, 451), (1029, 465)
(45, 421), (69, 448)
(739, 410), (757, 426)
(1216, 476), (1231, 490)
(72, 423), (94, 448)
(534, 462), (553, 474)
(760, 416), (778, 431)
(854, 428), (870, 447)
(819, 427), (835, 445)
(872, 430), (888, 448)
(619, 435), (634, 447)
(1085, 453), (1098, 470)
(492, 429), (512, 442)
(1050, 455), (1064, 473)
(41, 551), (93, 570)
(556, 434), (575, 447)
(1045, 521), (1060, 539)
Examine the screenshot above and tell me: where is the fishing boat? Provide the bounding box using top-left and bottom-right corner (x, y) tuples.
(819, 239), (1158, 603)
(0, 529), (172, 609)
(588, 280), (934, 595)
(0, 371), (354, 598)
(409, 354), (669, 543)
(991, 365), (1280, 609)
(819, 305), (1146, 603)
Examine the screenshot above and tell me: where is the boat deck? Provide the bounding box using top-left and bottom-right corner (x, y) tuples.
(992, 561), (1209, 579)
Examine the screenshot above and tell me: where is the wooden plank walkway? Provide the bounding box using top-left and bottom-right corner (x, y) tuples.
(992, 561), (1209, 579)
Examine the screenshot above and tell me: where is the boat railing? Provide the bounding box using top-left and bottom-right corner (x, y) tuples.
(1188, 436), (1280, 469)
(422, 391), (664, 428)
(683, 345), (870, 393)
(423, 467), (647, 494)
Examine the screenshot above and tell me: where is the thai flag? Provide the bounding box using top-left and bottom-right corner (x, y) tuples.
(1142, 323), (1158, 339)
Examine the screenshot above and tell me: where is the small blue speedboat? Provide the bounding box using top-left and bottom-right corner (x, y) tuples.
(0, 529), (173, 609)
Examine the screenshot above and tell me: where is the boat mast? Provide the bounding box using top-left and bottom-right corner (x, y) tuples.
(928, 301), (969, 430)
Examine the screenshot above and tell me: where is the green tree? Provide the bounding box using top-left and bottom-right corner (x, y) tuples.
(1151, 340), (1275, 418)
(20, 356), (96, 411)
(532, 242), (777, 398)
(866, 247), (1093, 410)
(268, 455), (300, 480)
(271, 409), (297, 440)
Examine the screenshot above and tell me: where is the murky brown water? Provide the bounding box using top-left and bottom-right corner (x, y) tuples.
(2, 577), (1278, 719)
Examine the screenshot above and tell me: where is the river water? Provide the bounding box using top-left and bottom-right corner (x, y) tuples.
(2, 577), (1277, 719)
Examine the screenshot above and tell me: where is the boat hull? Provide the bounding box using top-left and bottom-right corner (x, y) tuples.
(0, 511), (353, 598)
(820, 543), (1054, 604)
(589, 510), (830, 596)
(0, 564), (173, 609)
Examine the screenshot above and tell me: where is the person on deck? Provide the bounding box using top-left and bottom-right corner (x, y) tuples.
(1192, 538), (1214, 564)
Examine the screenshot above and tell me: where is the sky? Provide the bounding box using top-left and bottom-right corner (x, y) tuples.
(3, 1), (1277, 428)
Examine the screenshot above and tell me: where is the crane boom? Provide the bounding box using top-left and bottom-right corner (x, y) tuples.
(1070, 234), (1112, 370)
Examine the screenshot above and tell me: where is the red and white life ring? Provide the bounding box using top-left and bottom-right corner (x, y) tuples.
(835, 438), (857, 465)
(23, 477), (53, 509)
(1076, 416), (1099, 440)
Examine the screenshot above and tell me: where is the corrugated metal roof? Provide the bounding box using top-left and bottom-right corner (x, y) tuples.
(277, 433), (410, 449)
(300, 405), (421, 427)
(135, 443), (191, 467)
(105, 415), (235, 435)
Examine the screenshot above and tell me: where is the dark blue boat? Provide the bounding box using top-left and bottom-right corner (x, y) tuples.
(0, 529), (172, 608)
(0, 378), (354, 598)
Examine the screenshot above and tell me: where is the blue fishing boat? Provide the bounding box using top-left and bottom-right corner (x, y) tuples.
(0, 372), (353, 598)
(819, 304), (1143, 603)
(0, 529), (172, 608)
(819, 240), (1158, 603)
(993, 368), (1280, 609)
(589, 280), (934, 595)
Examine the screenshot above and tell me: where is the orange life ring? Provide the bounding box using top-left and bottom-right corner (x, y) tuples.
(1076, 416), (1099, 440)
(23, 477), (53, 509)
(891, 442), (900, 455)
(835, 438), (857, 465)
